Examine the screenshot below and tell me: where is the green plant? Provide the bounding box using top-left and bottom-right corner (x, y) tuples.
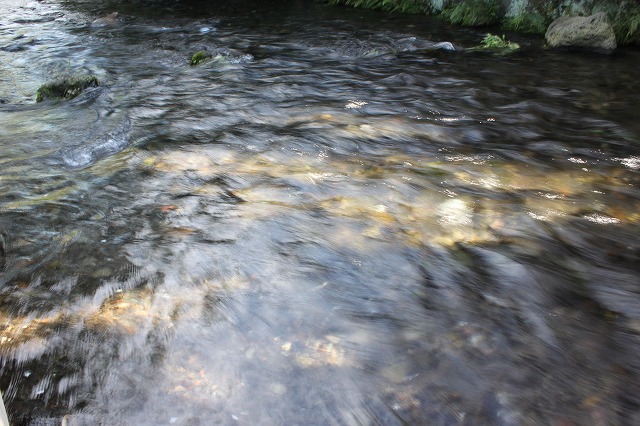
(592, 3), (640, 45)
(613, 10), (640, 45)
(190, 50), (212, 66)
(441, 0), (499, 26)
(327, 0), (429, 14)
(502, 12), (547, 34)
(480, 33), (520, 49)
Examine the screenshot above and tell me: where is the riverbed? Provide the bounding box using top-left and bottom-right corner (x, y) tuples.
(1, 0), (640, 424)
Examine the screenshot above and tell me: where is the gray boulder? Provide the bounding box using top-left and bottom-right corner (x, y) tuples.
(545, 12), (616, 52)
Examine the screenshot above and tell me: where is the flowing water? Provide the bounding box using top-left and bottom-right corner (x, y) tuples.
(1, 0), (640, 424)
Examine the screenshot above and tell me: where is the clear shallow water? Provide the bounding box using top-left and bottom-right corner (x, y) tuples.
(1, 0), (640, 424)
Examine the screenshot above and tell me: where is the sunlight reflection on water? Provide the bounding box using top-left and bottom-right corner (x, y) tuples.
(1, 0), (640, 425)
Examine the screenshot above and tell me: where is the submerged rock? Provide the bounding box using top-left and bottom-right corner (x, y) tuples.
(35, 76), (99, 102)
(91, 12), (119, 27)
(0, 37), (36, 52)
(545, 13), (616, 52)
(189, 48), (253, 66)
(0, 231), (5, 259)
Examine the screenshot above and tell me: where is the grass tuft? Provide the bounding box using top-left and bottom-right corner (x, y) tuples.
(595, 4), (640, 45)
(613, 10), (640, 45)
(502, 12), (547, 34)
(441, 0), (499, 27)
(328, 0), (429, 14)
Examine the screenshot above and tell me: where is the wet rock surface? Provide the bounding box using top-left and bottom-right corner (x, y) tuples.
(545, 12), (617, 52)
(35, 75), (99, 102)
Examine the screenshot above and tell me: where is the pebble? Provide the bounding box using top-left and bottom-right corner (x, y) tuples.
(172, 385), (186, 393)
(325, 335), (341, 344)
(269, 382), (286, 395)
(92, 267), (112, 278)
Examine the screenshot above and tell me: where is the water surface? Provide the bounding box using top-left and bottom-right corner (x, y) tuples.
(1, 1), (640, 424)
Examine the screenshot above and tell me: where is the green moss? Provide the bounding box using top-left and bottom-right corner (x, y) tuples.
(190, 50), (213, 66)
(327, 0), (429, 14)
(441, 0), (500, 27)
(502, 12), (547, 34)
(480, 33), (520, 49)
(36, 76), (99, 102)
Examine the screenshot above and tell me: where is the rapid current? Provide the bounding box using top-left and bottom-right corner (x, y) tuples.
(1, 0), (640, 424)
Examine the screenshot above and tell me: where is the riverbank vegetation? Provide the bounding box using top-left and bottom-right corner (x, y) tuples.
(610, 7), (640, 44)
(328, 0), (640, 45)
(327, 0), (429, 13)
(502, 12), (548, 33)
(440, 0), (499, 27)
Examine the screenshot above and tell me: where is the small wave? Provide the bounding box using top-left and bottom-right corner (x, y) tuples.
(614, 156), (640, 170)
(432, 41), (456, 51)
(396, 36), (456, 52)
(62, 118), (132, 168)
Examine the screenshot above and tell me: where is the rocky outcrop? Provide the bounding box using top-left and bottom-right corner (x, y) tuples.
(545, 12), (617, 52)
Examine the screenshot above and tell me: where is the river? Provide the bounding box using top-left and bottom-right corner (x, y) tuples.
(1, 0), (640, 424)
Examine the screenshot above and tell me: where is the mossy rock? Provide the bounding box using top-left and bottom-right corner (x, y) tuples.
(441, 0), (500, 27)
(36, 76), (99, 102)
(190, 50), (213, 66)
